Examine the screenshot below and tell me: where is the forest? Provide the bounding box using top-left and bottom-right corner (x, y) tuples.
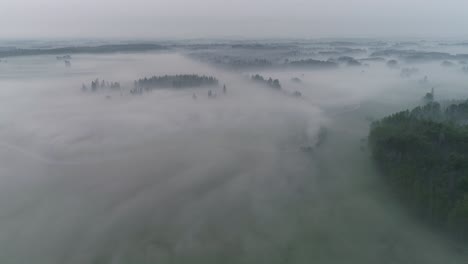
(0, 44), (167, 58)
(133, 74), (219, 93)
(251, 74), (282, 89)
(369, 100), (468, 240)
(288, 59), (338, 69)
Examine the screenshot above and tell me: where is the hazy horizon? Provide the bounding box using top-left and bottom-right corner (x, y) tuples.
(2, 0), (468, 39)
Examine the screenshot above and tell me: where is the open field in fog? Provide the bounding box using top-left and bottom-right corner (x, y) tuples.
(1, 40), (468, 263)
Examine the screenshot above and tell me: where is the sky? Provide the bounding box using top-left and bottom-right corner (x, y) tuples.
(1, 0), (468, 39)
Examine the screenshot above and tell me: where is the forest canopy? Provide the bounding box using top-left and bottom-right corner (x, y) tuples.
(369, 100), (468, 241)
(133, 74), (219, 92)
(251, 74), (282, 89)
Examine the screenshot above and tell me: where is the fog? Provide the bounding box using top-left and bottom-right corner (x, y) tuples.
(0, 41), (468, 263)
(2, 0), (468, 39)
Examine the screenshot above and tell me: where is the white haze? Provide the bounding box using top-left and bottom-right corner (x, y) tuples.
(2, 0), (468, 39)
(0, 51), (468, 263)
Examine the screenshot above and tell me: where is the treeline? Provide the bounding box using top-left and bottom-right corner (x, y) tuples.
(0, 44), (167, 58)
(335, 56), (362, 66)
(228, 58), (272, 68)
(369, 101), (468, 240)
(250, 74), (303, 97)
(132, 74), (219, 93)
(251, 74), (281, 89)
(82, 78), (121, 92)
(288, 59), (338, 69)
(371, 49), (468, 62)
(190, 52), (273, 69)
(56, 55), (71, 60)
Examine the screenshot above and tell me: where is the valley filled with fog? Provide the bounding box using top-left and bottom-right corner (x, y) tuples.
(1, 40), (468, 263)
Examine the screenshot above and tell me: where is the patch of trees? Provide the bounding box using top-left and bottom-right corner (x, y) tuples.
(221, 58), (272, 68)
(292, 91), (302, 97)
(250, 74), (302, 98)
(291, 77), (302, 83)
(336, 56), (362, 66)
(326, 41), (359, 46)
(82, 78), (121, 92)
(231, 44), (267, 49)
(369, 100), (468, 240)
(318, 51), (341, 56)
(335, 47), (366, 54)
(288, 59), (338, 69)
(441, 60), (455, 67)
(371, 49), (468, 63)
(132, 74), (219, 93)
(251, 74), (281, 89)
(56, 55), (71, 60)
(230, 43), (293, 50)
(316, 47), (367, 57)
(228, 58), (273, 68)
(422, 89), (434, 104)
(189, 52), (274, 69)
(445, 101), (468, 123)
(372, 50), (451, 61)
(386, 59), (399, 68)
(360, 57), (386, 62)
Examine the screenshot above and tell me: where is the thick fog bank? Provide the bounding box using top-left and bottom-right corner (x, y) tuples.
(0, 51), (467, 263)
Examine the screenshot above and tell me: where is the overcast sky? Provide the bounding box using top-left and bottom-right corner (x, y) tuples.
(1, 0), (468, 39)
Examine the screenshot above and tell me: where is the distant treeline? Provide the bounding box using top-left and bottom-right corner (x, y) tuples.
(230, 43), (295, 50)
(132, 74), (219, 93)
(288, 59), (338, 69)
(56, 55), (71, 60)
(189, 52), (273, 69)
(0, 44), (167, 58)
(227, 58), (273, 68)
(369, 100), (468, 240)
(371, 49), (468, 62)
(82, 78), (120, 92)
(335, 56), (362, 66)
(251, 74), (281, 89)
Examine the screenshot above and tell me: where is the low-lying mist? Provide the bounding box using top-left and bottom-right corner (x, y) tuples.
(0, 50), (467, 263)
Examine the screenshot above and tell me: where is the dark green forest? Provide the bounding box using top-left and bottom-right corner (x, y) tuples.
(133, 74), (218, 93)
(369, 100), (468, 240)
(251, 74), (282, 89)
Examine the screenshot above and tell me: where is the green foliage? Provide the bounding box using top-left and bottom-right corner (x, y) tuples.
(133, 74), (219, 93)
(251, 74), (282, 89)
(288, 59), (338, 69)
(369, 101), (468, 240)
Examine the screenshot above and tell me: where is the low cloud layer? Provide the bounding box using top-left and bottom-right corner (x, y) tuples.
(0, 50), (467, 263)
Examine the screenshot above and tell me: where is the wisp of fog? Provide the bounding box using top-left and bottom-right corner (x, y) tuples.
(0, 48), (467, 264)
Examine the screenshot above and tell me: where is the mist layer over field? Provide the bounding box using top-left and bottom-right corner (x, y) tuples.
(0, 49), (467, 263)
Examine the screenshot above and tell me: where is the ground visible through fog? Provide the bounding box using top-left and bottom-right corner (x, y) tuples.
(0, 51), (467, 263)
